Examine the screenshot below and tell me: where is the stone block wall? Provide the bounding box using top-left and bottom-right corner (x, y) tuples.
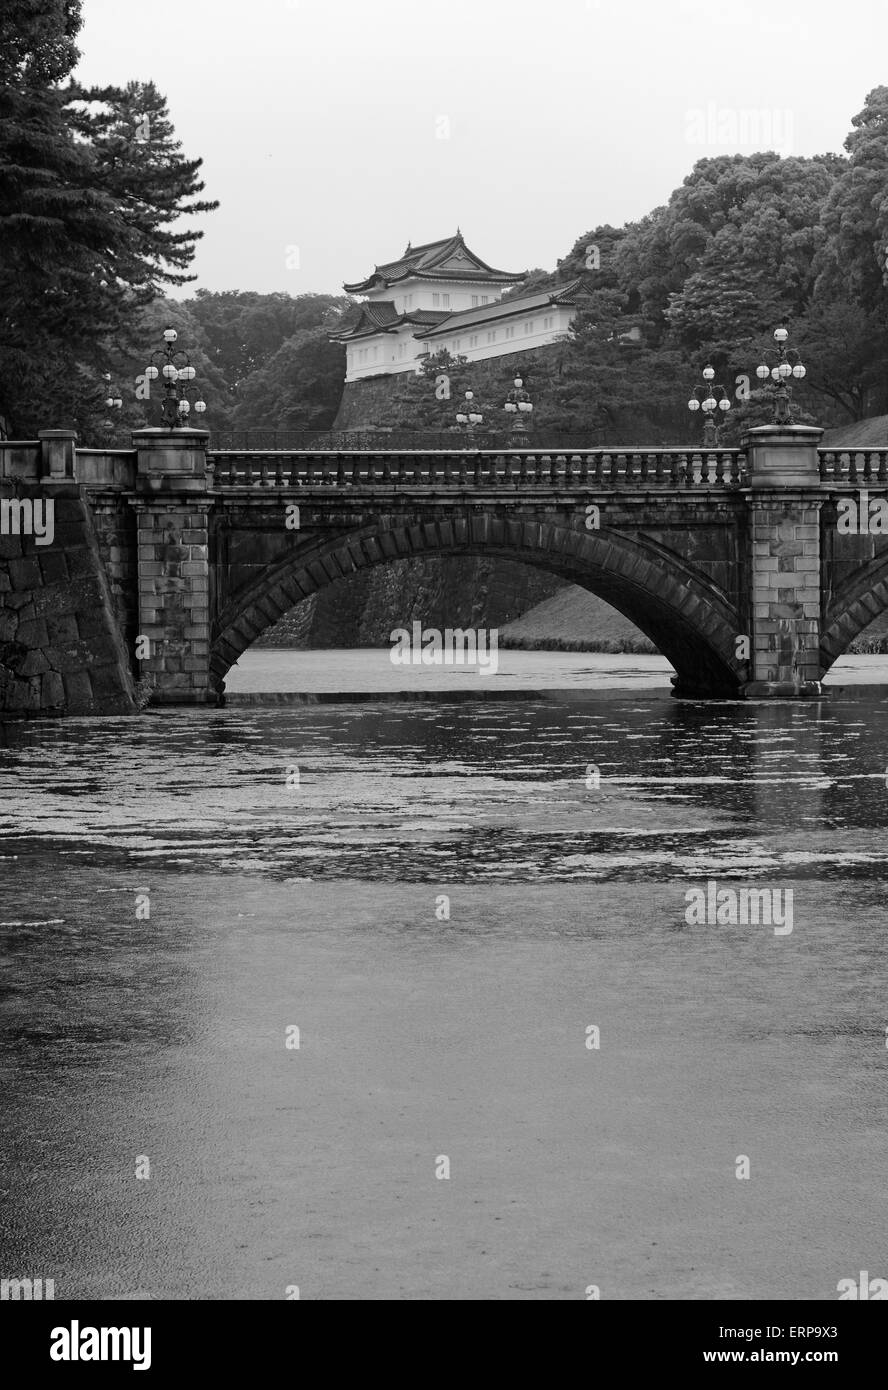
(748, 495), (822, 687)
(0, 483), (137, 715)
(133, 500), (213, 704)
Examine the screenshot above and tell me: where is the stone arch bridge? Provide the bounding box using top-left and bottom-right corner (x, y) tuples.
(1, 425), (887, 714)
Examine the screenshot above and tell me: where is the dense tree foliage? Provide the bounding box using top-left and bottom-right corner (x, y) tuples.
(0, 1), (215, 437)
(5, 29), (888, 446)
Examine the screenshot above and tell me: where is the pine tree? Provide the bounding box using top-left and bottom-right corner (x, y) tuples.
(0, 4), (217, 437)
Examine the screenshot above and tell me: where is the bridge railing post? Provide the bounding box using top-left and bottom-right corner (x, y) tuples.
(131, 428), (214, 706)
(741, 424), (823, 698)
(38, 429), (77, 480)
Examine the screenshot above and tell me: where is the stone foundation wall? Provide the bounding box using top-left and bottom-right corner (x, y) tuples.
(0, 483), (136, 716)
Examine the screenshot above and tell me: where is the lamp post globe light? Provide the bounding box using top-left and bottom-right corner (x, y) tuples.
(755, 326), (806, 426)
(504, 376), (533, 435)
(100, 371), (124, 435)
(144, 326), (207, 428)
(455, 389), (483, 438)
(688, 364), (731, 447)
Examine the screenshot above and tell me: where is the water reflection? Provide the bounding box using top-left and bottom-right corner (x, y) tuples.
(2, 671), (888, 1299)
(2, 690), (887, 883)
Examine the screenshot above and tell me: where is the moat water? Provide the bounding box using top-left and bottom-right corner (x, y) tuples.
(1, 650), (887, 1299)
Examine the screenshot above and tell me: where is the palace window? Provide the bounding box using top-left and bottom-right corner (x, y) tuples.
(505, 325), (515, 339)
(481, 295), (489, 304)
(453, 339), (461, 351)
(487, 331), (496, 343)
(524, 321), (534, 335)
(432, 293), (440, 306)
(469, 334), (479, 348)
(442, 293), (450, 308)
(471, 295), (479, 307)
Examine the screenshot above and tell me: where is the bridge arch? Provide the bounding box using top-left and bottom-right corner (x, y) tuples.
(821, 548), (888, 671)
(210, 515), (747, 699)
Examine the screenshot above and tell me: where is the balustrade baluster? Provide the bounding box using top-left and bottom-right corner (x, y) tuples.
(244, 459), (254, 486)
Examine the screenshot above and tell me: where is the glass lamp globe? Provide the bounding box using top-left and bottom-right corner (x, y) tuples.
(505, 401), (516, 413)
(179, 366), (196, 381)
(145, 366), (159, 380)
(162, 364), (179, 381)
(194, 400), (207, 414)
(792, 364), (806, 379)
(688, 398), (700, 411)
(702, 366), (715, 381)
(771, 367), (781, 381)
(756, 365), (769, 380)
(465, 391), (473, 401)
(773, 327), (788, 344)
(778, 361), (792, 378)
(163, 327), (178, 343)
(456, 412), (467, 424)
(104, 397), (114, 408)
(470, 412), (482, 425)
(718, 398), (731, 412)
(113, 397), (123, 409)
(514, 378), (523, 389)
(520, 401), (532, 412)
(703, 396), (717, 412)
(178, 399), (190, 415)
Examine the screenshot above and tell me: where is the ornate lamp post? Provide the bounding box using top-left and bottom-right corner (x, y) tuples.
(755, 326), (806, 425)
(143, 327), (207, 428)
(101, 372), (123, 436)
(504, 376), (533, 436)
(688, 365), (731, 447)
(455, 389), (483, 438)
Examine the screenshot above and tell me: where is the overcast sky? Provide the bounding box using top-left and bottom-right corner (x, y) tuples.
(75, 0), (888, 299)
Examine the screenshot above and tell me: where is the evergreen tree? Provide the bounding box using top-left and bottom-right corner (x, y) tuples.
(0, 4), (217, 437)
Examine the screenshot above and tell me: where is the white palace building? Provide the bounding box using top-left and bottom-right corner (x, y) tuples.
(331, 230), (584, 383)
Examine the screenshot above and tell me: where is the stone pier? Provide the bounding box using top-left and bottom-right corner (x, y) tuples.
(742, 425), (824, 698)
(132, 429), (213, 705)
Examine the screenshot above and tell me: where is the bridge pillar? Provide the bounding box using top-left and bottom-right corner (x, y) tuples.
(131, 429), (214, 705)
(742, 425), (823, 698)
